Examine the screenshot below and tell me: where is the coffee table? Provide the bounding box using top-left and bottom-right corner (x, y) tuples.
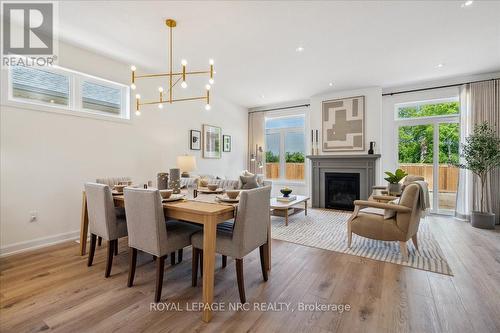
(270, 195), (309, 226)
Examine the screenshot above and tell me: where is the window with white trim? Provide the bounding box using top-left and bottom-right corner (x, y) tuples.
(8, 65), (129, 120)
(265, 114), (305, 181)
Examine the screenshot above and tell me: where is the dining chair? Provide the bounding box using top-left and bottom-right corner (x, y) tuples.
(96, 177), (132, 248)
(123, 187), (200, 302)
(84, 183), (128, 277)
(191, 186), (271, 303)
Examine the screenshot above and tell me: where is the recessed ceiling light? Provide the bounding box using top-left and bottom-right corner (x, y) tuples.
(295, 46), (304, 52)
(329, 82), (333, 87)
(461, 0), (473, 7)
(436, 63), (444, 68)
(260, 94), (265, 98)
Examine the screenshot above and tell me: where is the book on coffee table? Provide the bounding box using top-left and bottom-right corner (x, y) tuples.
(276, 195), (297, 202)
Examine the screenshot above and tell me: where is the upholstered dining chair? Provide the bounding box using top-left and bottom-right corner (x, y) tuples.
(191, 186), (271, 303)
(347, 183), (422, 261)
(84, 183), (128, 277)
(123, 187), (200, 302)
(95, 177), (132, 248)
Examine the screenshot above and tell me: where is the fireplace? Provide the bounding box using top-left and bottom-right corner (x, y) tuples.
(307, 154), (380, 209)
(325, 173), (360, 210)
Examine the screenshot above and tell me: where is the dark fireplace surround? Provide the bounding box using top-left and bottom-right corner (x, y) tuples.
(307, 155), (380, 210)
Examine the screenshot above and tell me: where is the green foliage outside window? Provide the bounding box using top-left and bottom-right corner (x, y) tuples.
(266, 151), (305, 163)
(398, 102), (460, 164)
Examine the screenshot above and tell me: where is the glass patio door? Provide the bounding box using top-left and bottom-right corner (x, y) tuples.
(396, 99), (460, 214)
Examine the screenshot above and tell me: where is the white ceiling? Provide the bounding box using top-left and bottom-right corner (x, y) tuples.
(58, 1), (500, 108)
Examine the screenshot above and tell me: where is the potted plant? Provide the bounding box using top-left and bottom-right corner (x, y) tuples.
(384, 168), (408, 195)
(457, 122), (500, 229)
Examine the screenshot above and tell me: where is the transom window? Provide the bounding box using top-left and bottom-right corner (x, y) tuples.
(7, 65), (129, 120)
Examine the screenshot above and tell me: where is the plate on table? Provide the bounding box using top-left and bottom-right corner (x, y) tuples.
(198, 188), (224, 194)
(216, 195), (239, 203)
(162, 194), (186, 202)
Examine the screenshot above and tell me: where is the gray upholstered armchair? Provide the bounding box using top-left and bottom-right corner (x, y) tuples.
(123, 187), (199, 302)
(348, 183), (422, 261)
(191, 186), (271, 303)
(85, 183), (128, 277)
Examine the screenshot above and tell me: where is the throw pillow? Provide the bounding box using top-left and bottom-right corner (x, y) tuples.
(240, 175), (259, 189)
(384, 198), (400, 219)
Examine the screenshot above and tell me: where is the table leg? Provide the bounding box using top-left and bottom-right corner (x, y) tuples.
(304, 200), (308, 216)
(79, 191), (89, 256)
(266, 215), (271, 271)
(285, 209), (289, 226)
(202, 215), (217, 322)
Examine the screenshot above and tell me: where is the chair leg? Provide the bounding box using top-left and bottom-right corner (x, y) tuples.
(399, 241), (409, 262)
(259, 245), (268, 281)
(154, 255), (166, 302)
(105, 240), (115, 278)
(114, 241), (119, 256)
(170, 252), (175, 265)
(192, 248), (199, 287)
(178, 249), (183, 263)
(127, 248), (138, 287)
(87, 234), (97, 267)
(411, 234), (419, 251)
(235, 258), (246, 303)
(97, 236), (102, 246)
(222, 255), (227, 268)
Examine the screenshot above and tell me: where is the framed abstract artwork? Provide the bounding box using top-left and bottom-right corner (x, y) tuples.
(322, 95), (365, 152)
(190, 130), (201, 150)
(223, 135), (231, 152)
(203, 124), (222, 158)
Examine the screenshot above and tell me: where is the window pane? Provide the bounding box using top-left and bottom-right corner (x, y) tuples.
(285, 131), (305, 180)
(265, 133), (280, 179)
(11, 65), (69, 106)
(397, 101), (459, 119)
(265, 116), (304, 129)
(82, 81), (121, 114)
(398, 124), (434, 210)
(438, 123), (459, 212)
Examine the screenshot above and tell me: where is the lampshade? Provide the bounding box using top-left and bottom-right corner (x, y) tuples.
(177, 155), (197, 172)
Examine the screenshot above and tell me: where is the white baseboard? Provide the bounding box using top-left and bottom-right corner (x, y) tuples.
(0, 230), (80, 257)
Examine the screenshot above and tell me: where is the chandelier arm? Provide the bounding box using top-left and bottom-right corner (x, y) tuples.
(135, 70), (211, 80)
(138, 96), (206, 106)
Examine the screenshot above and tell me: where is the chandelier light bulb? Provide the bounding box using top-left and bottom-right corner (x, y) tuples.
(131, 65), (136, 71)
(181, 81), (188, 89)
(205, 84), (211, 90)
(135, 110), (141, 116)
(158, 86), (164, 92)
(181, 59), (188, 66)
(135, 94), (141, 99)
(158, 104), (163, 109)
(209, 78), (214, 85)
(130, 83), (136, 90)
(205, 104), (211, 111)
(209, 59), (214, 65)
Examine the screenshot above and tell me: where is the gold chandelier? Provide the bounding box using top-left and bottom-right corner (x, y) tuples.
(130, 18), (215, 115)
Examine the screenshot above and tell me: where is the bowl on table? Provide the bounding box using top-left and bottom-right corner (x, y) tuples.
(280, 188), (293, 197)
(207, 184), (218, 191)
(113, 184), (127, 193)
(160, 189), (173, 199)
(225, 190), (240, 199)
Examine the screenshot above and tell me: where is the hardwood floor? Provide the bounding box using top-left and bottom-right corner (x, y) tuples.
(0, 215), (499, 333)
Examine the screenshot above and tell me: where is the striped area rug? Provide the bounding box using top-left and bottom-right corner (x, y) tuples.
(271, 208), (452, 275)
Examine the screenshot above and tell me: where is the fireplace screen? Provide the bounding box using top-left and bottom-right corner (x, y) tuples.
(325, 172), (360, 210)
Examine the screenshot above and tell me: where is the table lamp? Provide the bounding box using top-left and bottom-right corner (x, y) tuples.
(177, 155), (197, 178)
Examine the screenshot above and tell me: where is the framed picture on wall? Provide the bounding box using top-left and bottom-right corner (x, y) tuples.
(190, 130), (201, 150)
(223, 135), (231, 152)
(203, 124), (222, 159)
(322, 95), (365, 152)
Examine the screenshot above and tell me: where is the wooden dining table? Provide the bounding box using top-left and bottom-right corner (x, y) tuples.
(79, 190), (271, 323)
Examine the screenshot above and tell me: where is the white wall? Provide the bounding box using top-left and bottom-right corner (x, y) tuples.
(307, 87), (383, 196)
(0, 43), (248, 254)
